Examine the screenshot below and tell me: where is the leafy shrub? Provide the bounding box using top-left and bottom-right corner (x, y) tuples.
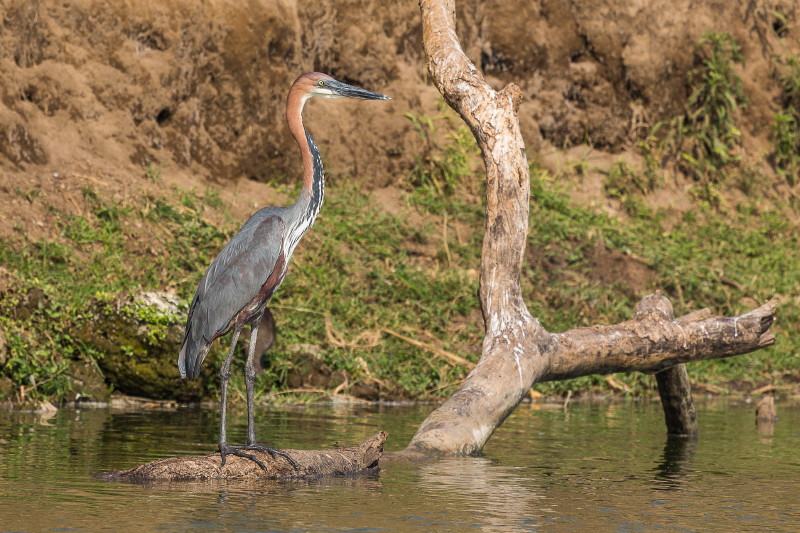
(655, 32), (747, 204)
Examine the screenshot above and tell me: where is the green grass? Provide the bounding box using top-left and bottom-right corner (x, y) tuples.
(1, 115), (798, 402)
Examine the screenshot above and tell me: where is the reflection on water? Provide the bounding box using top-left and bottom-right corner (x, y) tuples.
(1, 400), (799, 531)
(651, 435), (697, 491)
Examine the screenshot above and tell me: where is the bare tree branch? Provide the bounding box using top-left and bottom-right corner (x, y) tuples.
(400, 0), (778, 457)
(544, 298), (776, 381)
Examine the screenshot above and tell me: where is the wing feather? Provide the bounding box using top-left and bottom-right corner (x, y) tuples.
(179, 210), (286, 378)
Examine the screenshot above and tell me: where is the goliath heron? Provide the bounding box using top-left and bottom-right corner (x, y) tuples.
(178, 72), (390, 470)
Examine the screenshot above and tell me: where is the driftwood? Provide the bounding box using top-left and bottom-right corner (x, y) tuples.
(95, 431), (385, 481)
(397, 0), (777, 457)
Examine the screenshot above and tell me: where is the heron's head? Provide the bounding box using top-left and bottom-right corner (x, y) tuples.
(295, 72), (391, 101)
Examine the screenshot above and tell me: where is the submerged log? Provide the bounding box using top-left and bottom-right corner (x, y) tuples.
(655, 364), (698, 436)
(756, 395), (778, 422)
(95, 431), (386, 481)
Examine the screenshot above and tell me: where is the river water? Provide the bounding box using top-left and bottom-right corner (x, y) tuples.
(0, 399), (798, 532)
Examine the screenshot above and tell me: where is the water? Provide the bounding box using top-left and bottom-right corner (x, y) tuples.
(1, 400), (798, 532)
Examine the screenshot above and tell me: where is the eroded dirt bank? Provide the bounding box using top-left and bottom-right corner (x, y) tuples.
(2, 1), (797, 204)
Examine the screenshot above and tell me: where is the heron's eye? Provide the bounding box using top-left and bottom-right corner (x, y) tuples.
(318, 80), (326, 87)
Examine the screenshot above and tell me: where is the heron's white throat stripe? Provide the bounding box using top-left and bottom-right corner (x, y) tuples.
(285, 132), (324, 258)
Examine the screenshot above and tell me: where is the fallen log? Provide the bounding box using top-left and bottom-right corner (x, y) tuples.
(95, 431), (386, 481)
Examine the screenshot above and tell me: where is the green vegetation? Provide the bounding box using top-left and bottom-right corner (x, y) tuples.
(2, 130), (798, 404)
(268, 185), (482, 399)
(0, 185), (229, 402)
(602, 158), (659, 215)
(655, 32), (747, 204)
(144, 161), (167, 184)
(404, 110), (481, 197)
(2, 70), (799, 404)
(528, 165), (799, 396)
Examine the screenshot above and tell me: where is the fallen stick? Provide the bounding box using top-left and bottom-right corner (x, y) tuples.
(381, 327), (473, 367)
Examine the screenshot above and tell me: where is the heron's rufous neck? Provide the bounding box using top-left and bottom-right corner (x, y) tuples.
(286, 85), (314, 192)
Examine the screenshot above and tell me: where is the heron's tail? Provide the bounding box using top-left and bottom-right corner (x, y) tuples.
(178, 330), (209, 380)
(178, 342), (190, 379)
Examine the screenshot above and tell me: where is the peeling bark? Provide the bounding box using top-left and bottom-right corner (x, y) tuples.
(544, 298), (776, 381)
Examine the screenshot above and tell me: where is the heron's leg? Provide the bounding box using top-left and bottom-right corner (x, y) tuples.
(216, 325), (290, 472)
(244, 322), (259, 446)
(240, 320), (299, 470)
(217, 328), (241, 466)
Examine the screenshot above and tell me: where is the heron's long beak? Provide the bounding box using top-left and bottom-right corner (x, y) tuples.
(328, 79), (391, 100)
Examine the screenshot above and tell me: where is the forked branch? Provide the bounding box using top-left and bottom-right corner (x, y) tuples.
(400, 0), (779, 457)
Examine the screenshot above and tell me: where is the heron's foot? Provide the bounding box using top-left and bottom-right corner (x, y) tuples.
(218, 444), (268, 471)
(217, 443), (299, 471)
(244, 443), (300, 470)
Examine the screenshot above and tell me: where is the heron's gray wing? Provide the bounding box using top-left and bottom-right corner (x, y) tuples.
(179, 211), (285, 378)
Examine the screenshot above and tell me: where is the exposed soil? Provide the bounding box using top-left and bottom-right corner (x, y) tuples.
(1, 0), (798, 241)
(585, 240), (655, 297)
